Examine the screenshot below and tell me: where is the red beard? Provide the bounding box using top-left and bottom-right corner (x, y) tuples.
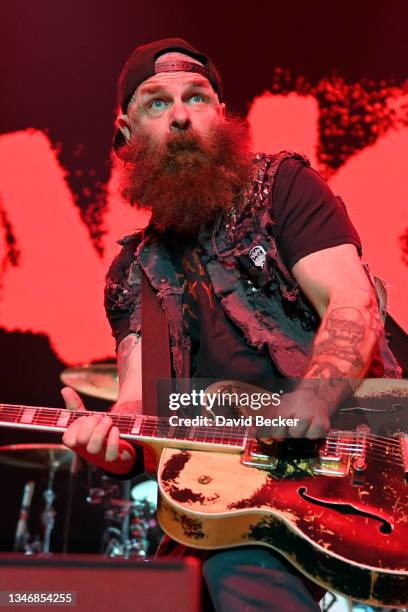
(119, 116), (253, 236)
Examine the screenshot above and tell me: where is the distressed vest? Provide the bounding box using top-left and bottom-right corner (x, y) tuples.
(105, 151), (401, 380)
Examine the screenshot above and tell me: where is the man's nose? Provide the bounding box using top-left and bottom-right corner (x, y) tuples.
(169, 103), (191, 132)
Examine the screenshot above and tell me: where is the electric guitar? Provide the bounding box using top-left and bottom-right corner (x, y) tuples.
(1, 383), (407, 608)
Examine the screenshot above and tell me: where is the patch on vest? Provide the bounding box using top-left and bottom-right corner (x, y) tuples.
(249, 245), (267, 269)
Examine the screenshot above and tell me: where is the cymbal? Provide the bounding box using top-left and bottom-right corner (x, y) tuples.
(60, 363), (118, 401)
(0, 443), (74, 470)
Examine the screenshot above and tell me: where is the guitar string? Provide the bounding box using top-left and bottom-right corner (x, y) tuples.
(323, 443), (402, 460)
(1, 415), (404, 453)
(0, 406), (405, 449)
(0, 414), (405, 467)
(1, 406), (406, 446)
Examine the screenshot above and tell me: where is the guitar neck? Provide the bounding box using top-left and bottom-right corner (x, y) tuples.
(0, 403), (247, 454)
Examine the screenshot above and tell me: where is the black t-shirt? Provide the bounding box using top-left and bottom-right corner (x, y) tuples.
(106, 158), (361, 385)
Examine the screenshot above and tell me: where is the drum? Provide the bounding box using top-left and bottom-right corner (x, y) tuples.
(87, 472), (162, 559)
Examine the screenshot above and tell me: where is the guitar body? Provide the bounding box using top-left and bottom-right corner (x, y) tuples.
(156, 446), (408, 607)
(1, 387), (407, 607)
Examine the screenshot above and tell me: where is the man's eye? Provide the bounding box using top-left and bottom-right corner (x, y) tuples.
(149, 99), (167, 110)
(189, 94), (206, 104)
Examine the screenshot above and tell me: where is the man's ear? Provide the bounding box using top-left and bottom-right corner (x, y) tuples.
(219, 102), (226, 118)
(116, 114), (132, 143)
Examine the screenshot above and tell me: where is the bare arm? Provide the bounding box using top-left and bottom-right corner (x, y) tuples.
(293, 243), (381, 391)
(110, 332), (142, 414)
(274, 243), (382, 438)
(62, 333), (143, 474)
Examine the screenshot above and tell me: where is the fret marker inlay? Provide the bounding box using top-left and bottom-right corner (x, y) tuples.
(131, 416), (143, 435)
(57, 411), (71, 427)
(20, 408), (36, 424)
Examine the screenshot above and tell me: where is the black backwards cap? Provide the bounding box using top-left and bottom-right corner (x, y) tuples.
(113, 37), (223, 154)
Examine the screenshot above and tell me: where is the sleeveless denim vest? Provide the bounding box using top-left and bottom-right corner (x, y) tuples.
(105, 151), (401, 380)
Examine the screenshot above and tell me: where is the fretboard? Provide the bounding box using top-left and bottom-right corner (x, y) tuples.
(0, 404), (247, 452)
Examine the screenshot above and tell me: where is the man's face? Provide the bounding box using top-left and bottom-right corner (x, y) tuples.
(117, 53), (252, 235)
(120, 69), (225, 147)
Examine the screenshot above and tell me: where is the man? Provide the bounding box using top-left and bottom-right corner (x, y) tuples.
(62, 38), (400, 611)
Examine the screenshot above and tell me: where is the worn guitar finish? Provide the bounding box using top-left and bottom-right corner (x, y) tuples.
(1, 396), (407, 607)
(156, 439), (408, 608)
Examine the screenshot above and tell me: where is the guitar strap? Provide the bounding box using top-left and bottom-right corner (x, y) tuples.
(141, 272), (171, 415)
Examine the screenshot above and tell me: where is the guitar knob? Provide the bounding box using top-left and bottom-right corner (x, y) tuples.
(198, 475), (212, 485)
(353, 457), (367, 472)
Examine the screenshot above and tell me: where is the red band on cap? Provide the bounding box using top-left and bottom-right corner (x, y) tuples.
(155, 60), (209, 77)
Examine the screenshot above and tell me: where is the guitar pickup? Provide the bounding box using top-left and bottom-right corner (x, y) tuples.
(241, 439), (278, 470)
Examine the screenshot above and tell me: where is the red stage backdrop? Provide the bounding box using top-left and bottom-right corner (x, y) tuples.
(0, 1), (407, 374)
(1, 78), (407, 365)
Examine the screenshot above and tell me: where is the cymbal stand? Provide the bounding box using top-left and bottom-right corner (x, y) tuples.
(41, 454), (58, 554)
(14, 481), (36, 553)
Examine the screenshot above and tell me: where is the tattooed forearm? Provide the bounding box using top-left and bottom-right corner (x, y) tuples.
(301, 289), (382, 411)
(117, 333), (139, 387)
(313, 306), (366, 369)
(303, 365), (351, 408)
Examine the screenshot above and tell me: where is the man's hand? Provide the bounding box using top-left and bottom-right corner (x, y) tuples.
(266, 389), (330, 440)
(61, 386), (137, 475)
(203, 380), (330, 441)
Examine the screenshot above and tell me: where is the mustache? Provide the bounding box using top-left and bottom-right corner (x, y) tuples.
(161, 133), (209, 171)
(127, 128), (212, 161)
(166, 132), (203, 153)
